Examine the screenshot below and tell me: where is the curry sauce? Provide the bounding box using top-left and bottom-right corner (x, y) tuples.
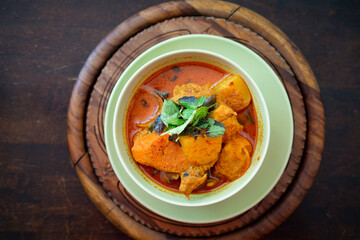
(125, 62), (257, 195)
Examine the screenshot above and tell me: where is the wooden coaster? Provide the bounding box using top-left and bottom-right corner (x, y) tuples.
(67, 1), (324, 239)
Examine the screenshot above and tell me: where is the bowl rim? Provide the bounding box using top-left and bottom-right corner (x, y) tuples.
(112, 48), (270, 207)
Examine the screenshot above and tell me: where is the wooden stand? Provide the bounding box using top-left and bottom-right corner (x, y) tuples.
(67, 1), (324, 239)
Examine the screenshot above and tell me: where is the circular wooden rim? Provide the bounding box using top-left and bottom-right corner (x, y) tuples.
(67, 1), (324, 239)
(86, 15), (306, 236)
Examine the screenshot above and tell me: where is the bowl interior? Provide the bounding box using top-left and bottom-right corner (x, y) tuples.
(113, 49), (270, 207)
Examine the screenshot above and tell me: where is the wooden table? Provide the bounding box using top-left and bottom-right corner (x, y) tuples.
(0, 0), (358, 239)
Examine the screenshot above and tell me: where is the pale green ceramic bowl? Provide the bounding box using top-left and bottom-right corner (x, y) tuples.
(112, 49), (270, 207)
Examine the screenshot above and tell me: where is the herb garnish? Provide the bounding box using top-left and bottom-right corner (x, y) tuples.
(153, 89), (169, 100)
(246, 109), (255, 124)
(149, 115), (165, 134)
(172, 66), (181, 72)
(150, 95), (225, 142)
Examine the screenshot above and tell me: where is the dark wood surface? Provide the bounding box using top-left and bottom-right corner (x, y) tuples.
(0, 0), (358, 239)
(81, 11), (310, 237)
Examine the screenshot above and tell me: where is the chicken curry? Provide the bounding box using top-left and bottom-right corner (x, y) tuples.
(126, 62), (257, 198)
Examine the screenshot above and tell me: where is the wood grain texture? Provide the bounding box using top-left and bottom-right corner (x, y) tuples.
(66, 0), (325, 238)
(85, 16), (307, 237)
(67, 0), (198, 167)
(6, 0), (358, 239)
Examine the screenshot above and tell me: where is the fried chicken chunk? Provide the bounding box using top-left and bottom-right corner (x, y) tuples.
(179, 135), (222, 166)
(179, 165), (210, 196)
(214, 136), (252, 181)
(131, 132), (191, 173)
(172, 83), (214, 101)
(210, 103), (243, 143)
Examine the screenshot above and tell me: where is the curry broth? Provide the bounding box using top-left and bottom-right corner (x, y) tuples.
(125, 61), (257, 193)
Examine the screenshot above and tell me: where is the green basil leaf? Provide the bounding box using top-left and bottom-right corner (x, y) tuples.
(159, 94), (225, 139)
(168, 125), (177, 130)
(207, 118), (215, 125)
(160, 99), (181, 127)
(152, 115), (165, 134)
(204, 95), (216, 107)
(196, 96), (207, 107)
(167, 118), (186, 126)
(182, 109), (194, 120)
(178, 96), (198, 109)
(213, 120), (225, 128)
(180, 126), (196, 136)
(191, 106), (209, 127)
(196, 121), (209, 130)
(207, 103), (218, 112)
(206, 124), (226, 138)
(162, 110), (196, 136)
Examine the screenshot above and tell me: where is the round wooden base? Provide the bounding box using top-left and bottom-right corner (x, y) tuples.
(67, 1), (324, 239)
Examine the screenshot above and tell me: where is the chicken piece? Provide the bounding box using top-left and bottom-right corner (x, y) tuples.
(220, 116), (243, 142)
(210, 103), (243, 143)
(132, 128), (149, 144)
(131, 132), (191, 173)
(172, 83), (214, 101)
(177, 133), (222, 196)
(132, 131), (216, 196)
(209, 103), (236, 122)
(160, 172), (180, 183)
(212, 74), (251, 112)
(179, 165), (209, 196)
(214, 136), (252, 181)
(179, 134), (222, 166)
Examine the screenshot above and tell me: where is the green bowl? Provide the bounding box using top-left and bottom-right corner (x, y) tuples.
(111, 49), (270, 207)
